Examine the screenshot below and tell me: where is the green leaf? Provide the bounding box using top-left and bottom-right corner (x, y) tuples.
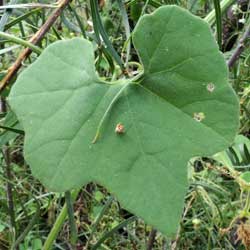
(8, 6), (239, 235)
(240, 171), (250, 184)
(0, 110), (23, 147)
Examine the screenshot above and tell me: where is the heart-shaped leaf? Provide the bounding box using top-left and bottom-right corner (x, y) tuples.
(8, 6), (239, 235)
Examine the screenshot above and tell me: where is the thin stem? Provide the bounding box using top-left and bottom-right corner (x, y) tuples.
(146, 228), (157, 250)
(11, 202), (40, 250)
(0, 124), (24, 135)
(3, 145), (16, 241)
(85, 197), (113, 249)
(204, 0), (235, 26)
(117, 0), (131, 67)
(1, 98), (16, 243)
(227, 20), (250, 68)
(65, 191), (78, 249)
(0, 31), (42, 54)
(141, 0), (150, 16)
(4, 8), (42, 31)
(92, 82), (129, 143)
(92, 216), (137, 250)
(68, 3), (86, 38)
(243, 190), (250, 214)
(43, 190), (79, 250)
(0, 3), (57, 10)
(212, 0), (222, 49)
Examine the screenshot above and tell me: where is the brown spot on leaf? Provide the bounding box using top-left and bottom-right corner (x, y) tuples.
(115, 123), (125, 134)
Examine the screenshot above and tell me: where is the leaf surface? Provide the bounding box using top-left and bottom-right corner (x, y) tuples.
(8, 6), (239, 235)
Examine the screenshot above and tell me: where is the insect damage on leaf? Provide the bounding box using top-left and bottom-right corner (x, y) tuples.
(115, 123), (125, 134)
(207, 83), (215, 92)
(193, 112), (206, 122)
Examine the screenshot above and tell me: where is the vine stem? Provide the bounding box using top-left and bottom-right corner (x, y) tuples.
(92, 82), (129, 143)
(0, 31), (42, 54)
(43, 190), (79, 250)
(0, 0), (72, 94)
(227, 21), (250, 69)
(65, 191), (78, 249)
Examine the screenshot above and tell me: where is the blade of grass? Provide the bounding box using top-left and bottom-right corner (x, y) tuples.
(213, 0), (222, 49)
(68, 4), (86, 38)
(0, 0), (18, 31)
(89, 0), (101, 45)
(0, 124), (24, 135)
(117, 0), (131, 66)
(91, 0), (124, 69)
(0, 3), (57, 10)
(4, 8), (42, 31)
(43, 189), (79, 250)
(204, 0), (235, 26)
(91, 216), (137, 250)
(85, 196), (114, 249)
(65, 191), (78, 250)
(0, 45), (20, 55)
(141, 0), (150, 16)
(11, 200), (40, 250)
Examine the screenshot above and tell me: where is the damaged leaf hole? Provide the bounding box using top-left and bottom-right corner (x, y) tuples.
(207, 82), (215, 92)
(193, 112), (205, 122)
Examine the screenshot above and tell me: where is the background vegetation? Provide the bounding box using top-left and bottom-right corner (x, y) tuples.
(0, 0), (250, 249)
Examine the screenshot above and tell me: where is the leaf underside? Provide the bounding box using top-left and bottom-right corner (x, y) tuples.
(8, 6), (239, 235)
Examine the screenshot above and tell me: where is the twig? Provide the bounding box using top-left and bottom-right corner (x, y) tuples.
(0, 0), (72, 94)
(146, 228), (157, 250)
(227, 22), (250, 68)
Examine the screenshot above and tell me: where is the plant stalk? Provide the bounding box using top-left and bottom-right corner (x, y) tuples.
(43, 189), (79, 250)
(65, 191), (78, 249)
(212, 0), (222, 49)
(0, 31), (42, 53)
(204, 0), (235, 26)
